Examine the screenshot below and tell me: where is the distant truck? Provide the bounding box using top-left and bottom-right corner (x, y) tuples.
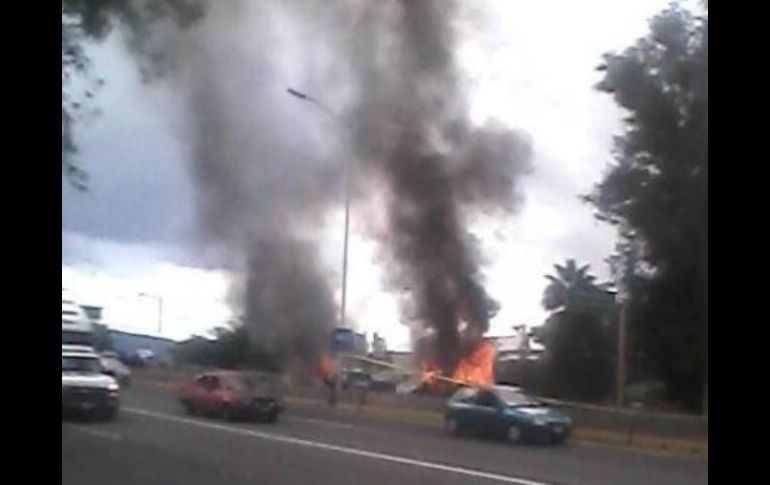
(62, 293), (93, 346)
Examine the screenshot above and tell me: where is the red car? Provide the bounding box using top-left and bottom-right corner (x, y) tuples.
(178, 371), (284, 422)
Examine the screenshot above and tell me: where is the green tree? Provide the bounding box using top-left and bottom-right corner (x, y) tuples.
(539, 260), (614, 401)
(585, 3), (707, 410)
(62, 0), (206, 190)
(542, 259), (598, 311)
(176, 323), (285, 372)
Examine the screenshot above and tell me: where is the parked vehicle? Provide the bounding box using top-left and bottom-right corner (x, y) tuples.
(100, 353), (132, 387)
(340, 369), (373, 389)
(444, 385), (572, 444)
(178, 371), (285, 422)
(125, 348), (157, 368)
(62, 346), (120, 421)
(369, 369), (411, 392)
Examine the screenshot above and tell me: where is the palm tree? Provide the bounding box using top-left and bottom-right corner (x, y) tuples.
(539, 259), (615, 400)
(542, 259), (598, 311)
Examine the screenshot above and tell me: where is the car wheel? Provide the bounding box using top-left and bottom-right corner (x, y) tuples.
(507, 425), (522, 443)
(221, 405), (236, 422)
(446, 417), (461, 436)
(181, 399), (194, 415)
(551, 434), (567, 446)
(263, 410), (279, 424)
(99, 406), (118, 422)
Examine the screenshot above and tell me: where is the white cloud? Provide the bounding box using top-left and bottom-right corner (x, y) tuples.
(62, 235), (233, 341)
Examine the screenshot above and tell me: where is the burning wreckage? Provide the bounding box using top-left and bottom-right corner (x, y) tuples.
(314, 332), (498, 397)
(418, 336), (497, 392)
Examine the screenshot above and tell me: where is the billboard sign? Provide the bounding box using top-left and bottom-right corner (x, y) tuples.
(331, 328), (355, 353)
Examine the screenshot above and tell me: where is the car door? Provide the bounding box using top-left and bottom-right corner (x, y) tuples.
(191, 375), (214, 413)
(201, 375), (223, 414)
(461, 388), (493, 434)
(449, 387), (478, 429)
(473, 389), (504, 436)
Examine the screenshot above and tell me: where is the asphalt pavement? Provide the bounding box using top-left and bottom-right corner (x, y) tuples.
(62, 387), (707, 485)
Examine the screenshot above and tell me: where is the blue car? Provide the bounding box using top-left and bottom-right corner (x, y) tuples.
(445, 385), (572, 444)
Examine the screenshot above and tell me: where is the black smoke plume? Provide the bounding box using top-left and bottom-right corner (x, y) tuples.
(156, 0), (531, 374)
(164, 1), (342, 372)
(345, 0), (532, 372)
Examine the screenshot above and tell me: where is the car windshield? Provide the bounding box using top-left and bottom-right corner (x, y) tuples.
(62, 356), (102, 374)
(228, 374), (277, 393)
(102, 357), (125, 369)
(494, 387), (542, 407)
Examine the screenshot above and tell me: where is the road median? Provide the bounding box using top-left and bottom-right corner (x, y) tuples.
(133, 371), (707, 457)
(284, 396), (708, 456)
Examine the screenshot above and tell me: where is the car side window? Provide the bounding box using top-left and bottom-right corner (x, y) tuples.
(454, 387), (478, 404)
(207, 376), (221, 391)
(196, 375), (211, 389)
(475, 390), (499, 408)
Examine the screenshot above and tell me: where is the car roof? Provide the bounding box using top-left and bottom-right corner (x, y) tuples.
(197, 370), (243, 379)
(492, 384), (523, 392)
(63, 344), (95, 353)
(62, 351), (99, 358)
(450, 384), (523, 396)
(196, 370), (281, 381)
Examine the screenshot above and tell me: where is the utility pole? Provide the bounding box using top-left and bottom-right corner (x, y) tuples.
(614, 227), (636, 409)
(616, 303), (627, 408)
(702, 363), (708, 416)
(139, 292), (164, 335)
(287, 87), (352, 406)
(287, 87), (351, 330)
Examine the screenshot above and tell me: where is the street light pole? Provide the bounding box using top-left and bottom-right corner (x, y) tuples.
(287, 87), (351, 330)
(340, 154), (351, 331)
(616, 303), (627, 408)
(288, 87), (353, 407)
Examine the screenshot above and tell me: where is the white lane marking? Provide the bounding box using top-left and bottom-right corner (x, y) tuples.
(124, 407), (555, 485)
(66, 424), (122, 441)
(285, 415), (356, 430)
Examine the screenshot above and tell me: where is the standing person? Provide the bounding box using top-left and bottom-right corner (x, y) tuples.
(326, 373), (338, 406)
(317, 354), (337, 406)
(354, 373), (370, 413)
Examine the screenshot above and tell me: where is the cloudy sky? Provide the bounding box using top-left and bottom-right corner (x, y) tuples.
(62, 0), (679, 348)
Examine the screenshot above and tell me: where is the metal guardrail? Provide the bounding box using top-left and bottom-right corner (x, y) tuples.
(135, 363), (707, 443)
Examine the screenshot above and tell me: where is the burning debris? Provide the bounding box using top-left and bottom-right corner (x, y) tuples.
(450, 339), (496, 387)
(417, 336), (497, 392)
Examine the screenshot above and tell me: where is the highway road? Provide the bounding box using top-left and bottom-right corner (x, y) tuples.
(62, 388), (707, 485)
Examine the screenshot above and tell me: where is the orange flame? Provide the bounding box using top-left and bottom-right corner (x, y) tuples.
(419, 339), (496, 389)
(317, 354), (336, 382)
(421, 361), (441, 385)
(450, 340), (496, 387)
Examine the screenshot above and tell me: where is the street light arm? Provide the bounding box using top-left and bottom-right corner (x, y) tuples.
(287, 88), (308, 100)
(286, 85), (353, 334)
(286, 87), (343, 123)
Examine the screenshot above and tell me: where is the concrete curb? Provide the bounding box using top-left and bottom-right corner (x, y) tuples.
(134, 379), (707, 457)
(284, 397), (708, 457)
